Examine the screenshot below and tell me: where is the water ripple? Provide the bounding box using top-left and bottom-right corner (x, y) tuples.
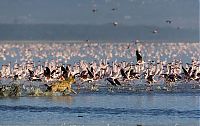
(0, 105), (199, 118)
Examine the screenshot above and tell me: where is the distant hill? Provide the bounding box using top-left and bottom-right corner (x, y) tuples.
(0, 24), (198, 41)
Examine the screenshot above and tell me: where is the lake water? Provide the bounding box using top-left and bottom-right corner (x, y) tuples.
(0, 93), (199, 126)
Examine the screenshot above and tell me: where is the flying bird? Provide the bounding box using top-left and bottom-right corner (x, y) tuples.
(106, 77), (121, 86)
(111, 8), (118, 11)
(107, 77), (117, 86)
(87, 67), (94, 78)
(165, 20), (172, 24)
(182, 66), (190, 79)
(152, 29), (158, 34)
(113, 21), (118, 27)
(120, 68), (128, 79)
(92, 9), (97, 13)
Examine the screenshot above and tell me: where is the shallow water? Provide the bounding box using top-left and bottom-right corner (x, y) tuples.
(0, 93), (199, 126)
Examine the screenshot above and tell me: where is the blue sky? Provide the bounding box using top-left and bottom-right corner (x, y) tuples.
(0, 0), (198, 29)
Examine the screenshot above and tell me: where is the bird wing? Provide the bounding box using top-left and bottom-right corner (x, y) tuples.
(120, 69), (128, 79)
(136, 50), (142, 62)
(87, 68), (94, 78)
(28, 69), (34, 77)
(107, 78), (117, 86)
(44, 67), (51, 77)
(61, 66), (67, 73)
(114, 78), (121, 86)
(182, 66), (189, 76)
(188, 67), (192, 74)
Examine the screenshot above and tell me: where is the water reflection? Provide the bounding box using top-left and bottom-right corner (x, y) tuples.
(146, 95), (154, 105)
(51, 96), (74, 106)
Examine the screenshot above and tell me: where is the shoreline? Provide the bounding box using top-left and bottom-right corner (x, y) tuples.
(0, 40), (199, 44)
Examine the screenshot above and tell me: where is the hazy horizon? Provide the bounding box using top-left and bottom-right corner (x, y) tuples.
(0, 23), (198, 41)
(0, 0), (199, 41)
(0, 0), (199, 29)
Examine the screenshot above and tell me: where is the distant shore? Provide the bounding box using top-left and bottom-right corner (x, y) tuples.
(0, 40), (199, 44)
(0, 24), (198, 41)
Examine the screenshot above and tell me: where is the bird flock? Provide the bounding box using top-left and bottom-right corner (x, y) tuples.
(0, 41), (199, 96)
